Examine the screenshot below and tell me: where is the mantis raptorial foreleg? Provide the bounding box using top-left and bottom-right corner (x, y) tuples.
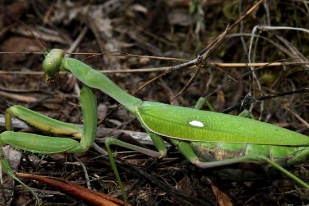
(1, 85), (97, 204)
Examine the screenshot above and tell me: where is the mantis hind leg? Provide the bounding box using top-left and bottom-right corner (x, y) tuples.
(261, 156), (309, 189)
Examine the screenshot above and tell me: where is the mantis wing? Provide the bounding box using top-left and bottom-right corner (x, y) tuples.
(137, 101), (309, 146)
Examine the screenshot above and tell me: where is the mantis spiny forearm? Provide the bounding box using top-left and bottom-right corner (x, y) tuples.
(1, 48), (309, 206)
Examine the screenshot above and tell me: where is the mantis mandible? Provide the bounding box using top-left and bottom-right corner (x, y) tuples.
(1, 48), (309, 205)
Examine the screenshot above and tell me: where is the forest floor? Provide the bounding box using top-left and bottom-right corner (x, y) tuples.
(1, 1), (309, 205)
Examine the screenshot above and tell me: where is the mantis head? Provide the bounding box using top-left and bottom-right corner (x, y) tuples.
(42, 49), (65, 83)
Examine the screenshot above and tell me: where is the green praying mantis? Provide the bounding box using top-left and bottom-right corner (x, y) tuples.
(1, 48), (309, 205)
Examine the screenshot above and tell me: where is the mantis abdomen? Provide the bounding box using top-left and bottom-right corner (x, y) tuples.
(191, 141), (309, 167)
(188, 141), (309, 181)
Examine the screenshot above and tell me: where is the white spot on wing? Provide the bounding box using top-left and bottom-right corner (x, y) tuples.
(189, 120), (204, 127)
